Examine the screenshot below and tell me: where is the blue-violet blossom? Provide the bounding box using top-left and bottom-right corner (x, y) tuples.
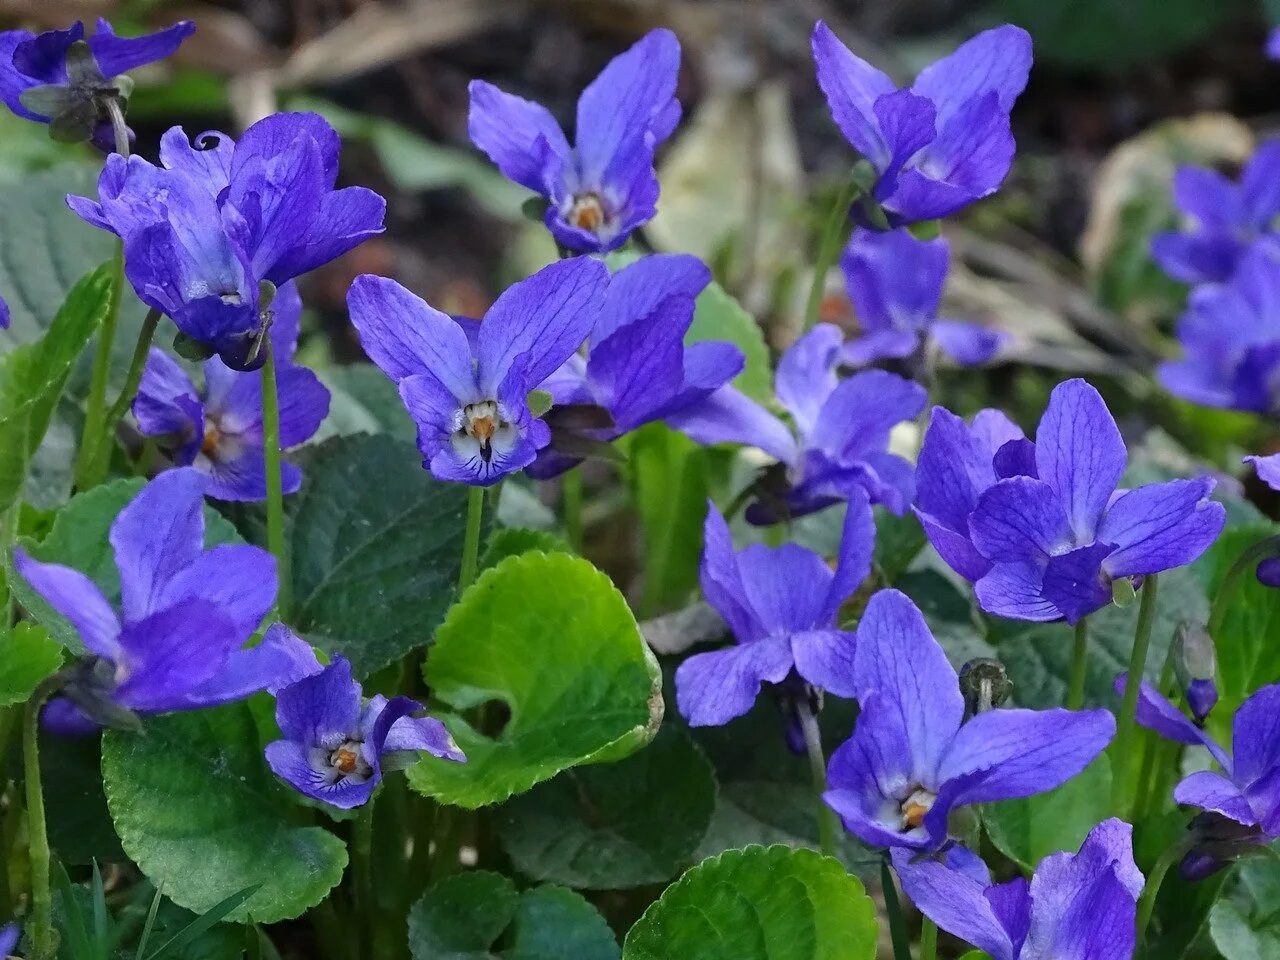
(0, 922), (16, 958)
(1245, 453), (1280, 587)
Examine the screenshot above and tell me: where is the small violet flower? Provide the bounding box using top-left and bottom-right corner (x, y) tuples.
(894, 819), (1144, 960)
(132, 283), (329, 501)
(667, 323), (925, 523)
(824, 589), (1115, 853)
(0, 296), (7, 329)
(349, 257), (607, 486)
(917, 379), (1225, 624)
(675, 490), (874, 727)
(812, 21), (1032, 225)
(69, 113), (386, 371)
(1245, 453), (1280, 587)
(13, 469), (317, 735)
(0, 922), (17, 958)
(1120, 676), (1280, 879)
(840, 227), (1006, 367)
(1151, 143), (1280, 285)
(469, 29), (680, 254)
(528, 254), (743, 479)
(265, 653), (463, 809)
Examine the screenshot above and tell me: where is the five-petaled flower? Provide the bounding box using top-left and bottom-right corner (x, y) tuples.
(13, 469), (317, 735)
(895, 818), (1144, 960)
(132, 282), (330, 501)
(68, 113), (386, 371)
(812, 21), (1032, 225)
(675, 491), (873, 727)
(468, 29), (681, 253)
(265, 653), (464, 809)
(349, 257), (607, 486)
(823, 589), (1114, 852)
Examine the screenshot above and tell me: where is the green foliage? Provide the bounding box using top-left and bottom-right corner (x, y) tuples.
(42, 734), (122, 866)
(480, 527), (572, 572)
(407, 551), (662, 808)
(873, 509), (928, 585)
(687, 281), (772, 403)
(315, 363), (416, 444)
(1210, 858), (1280, 960)
(0, 621), (62, 706)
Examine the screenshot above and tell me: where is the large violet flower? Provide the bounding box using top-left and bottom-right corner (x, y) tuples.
(675, 490), (873, 727)
(349, 258), (607, 486)
(812, 21), (1032, 225)
(469, 29), (680, 254)
(68, 113), (385, 371)
(667, 323), (925, 523)
(529, 254), (743, 478)
(132, 283), (329, 501)
(12, 469), (317, 735)
(840, 227), (1006, 367)
(894, 819), (1144, 960)
(1151, 143), (1280, 285)
(266, 653), (463, 810)
(824, 589), (1115, 853)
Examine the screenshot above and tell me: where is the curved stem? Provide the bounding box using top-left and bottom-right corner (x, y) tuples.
(1113, 574), (1159, 814)
(562, 469), (583, 553)
(1067, 617), (1090, 709)
(74, 242), (124, 491)
(1135, 833), (1195, 946)
(103, 96), (131, 159)
(24, 677), (63, 960)
(1209, 534), (1280, 640)
(795, 696), (837, 858)
(2, 505), (19, 628)
(458, 486), (485, 593)
(801, 178), (862, 334)
(919, 917), (938, 960)
(80, 305), (162, 489)
(879, 859), (912, 960)
(1135, 652), (1177, 821)
(262, 340), (289, 616)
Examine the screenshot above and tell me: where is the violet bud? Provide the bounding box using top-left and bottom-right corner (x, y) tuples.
(1256, 556), (1280, 588)
(1173, 621), (1217, 723)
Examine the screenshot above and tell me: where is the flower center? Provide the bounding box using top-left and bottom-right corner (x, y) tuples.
(569, 192), (607, 232)
(900, 787), (936, 830)
(461, 401), (505, 463)
(329, 741), (371, 780)
(201, 420), (222, 458)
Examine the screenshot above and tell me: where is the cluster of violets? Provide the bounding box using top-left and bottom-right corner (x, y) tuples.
(1, 14), (1276, 960)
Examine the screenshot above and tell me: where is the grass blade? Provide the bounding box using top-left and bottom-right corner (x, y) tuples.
(144, 885), (260, 960)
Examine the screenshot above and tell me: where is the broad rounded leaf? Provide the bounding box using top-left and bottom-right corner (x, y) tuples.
(407, 551), (662, 808)
(0, 622), (62, 706)
(102, 703), (347, 923)
(623, 845), (878, 960)
(480, 527), (571, 572)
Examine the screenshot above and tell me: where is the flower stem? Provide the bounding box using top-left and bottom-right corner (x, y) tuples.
(1135, 833), (1195, 946)
(104, 95), (130, 159)
(24, 677), (62, 960)
(795, 696), (838, 858)
(919, 917), (938, 960)
(1067, 617), (1090, 709)
(879, 859), (912, 960)
(1208, 534), (1280, 640)
(74, 242), (125, 491)
(801, 177), (863, 334)
(2, 504), (19, 628)
(562, 468), (583, 553)
(262, 340), (289, 616)
(1113, 574), (1159, 814)
(353, 802), (375, 960)
(458, 485), (485, 593)
(1135, 652), (1177, 821)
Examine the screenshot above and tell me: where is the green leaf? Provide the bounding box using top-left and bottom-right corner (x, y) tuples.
(0, 621), (62, 706)
(6, 478), (242, 653)
(41, 733), (123, 865)
(497, 724), (716, 889)
(479, 527), (571, 572)
(314, 363), (415, 445)
(982, 755), (1112, 872)
(623, 845), (878, 960)
(0, 262), (113, 509)
(1209, 858), (1280, 960)
(101, 703), (348, 924)
(407, 871), (620, 960)
(407, 551), (662, 808)
(686, 281), (772, 403)
(873, 508), (927, 585)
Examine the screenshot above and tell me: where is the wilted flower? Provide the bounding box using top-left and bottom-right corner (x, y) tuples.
(812, 21), (1032, 225)
(895, 819), (1144, 960)
(68, 113), (385, 370)
(349, 258), (607, 486)
(840, 227), (1006, 367)
(265, 653), (463, 809)
(469, 29), (680, 254)
(13, 469), (316, 734)
(824, 589), (1114, 852)
(675, 490), (873, 727)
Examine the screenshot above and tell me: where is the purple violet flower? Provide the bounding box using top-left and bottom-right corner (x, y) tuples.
(265, 654), (463, 809)
(1245, 453), (1280, 586)
(469, 29), (680, 254)
(675, 490), (874, 727)
(812, 21), (1032, 225)
(1119, 676), (1280, 879)
(12, 469), (318, 735)
(840, 227), (1006, 367)
(1270, 28), (1280, 60)
(894, 818), (1144, 960)
(132, 282), (329, 501)
(0, 922), (16, 958)
(528, 254), (743, 479)
(824, 589), (1115, 853)
(1151, 143), (1280, 285)
(349, 257), (607, 486)
(0, 296), (8, 329)
(667, 323), (925, 523)
(68, 113), (386, 371)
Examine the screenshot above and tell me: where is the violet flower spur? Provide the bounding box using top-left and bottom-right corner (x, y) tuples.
(1119, 676), (1280, 879)
(11, 469), (317, 735)
(966, 379), (1225, 624)
(68, 112), (386, 371)
(1151, 143), (1280, 285)
(265, 653), (464, 810)
(840, 227), (1007, 368)
(528, 253), (743, 479)
(823, 589), (1115, 853)
(893, 818), (1144, 960)
(674, 490), (874, 728)
(811, 21), (1032, 225)
(666, 323), (926, 523)
(131, 283), (330, 501)
(468, 28), (680, 254)
(348, 257), (607, 486)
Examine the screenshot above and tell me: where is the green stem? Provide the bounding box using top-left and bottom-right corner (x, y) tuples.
(2, 504), (19, 628)
(801, 178), (863, 333)
(795, 697), (837, 858)
(353, 803), (375, 960)
(458, 486), (485, 593)
(919, 917), (938, 960)
(880, 859), (912, 960)
(24, 677), (62, 960)
(562, 468), (583, 553)
(262, 340), (289, 616)
(1208, 534), (1280, 640)
(1135, 834), (1195, 947)
(1113, 574), (1159, 814)
(104, 95), (130, 159)
(1067, 617), (1090, 709)
(1135, 653), (1177, 821)
(74, 242), (124, 490)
